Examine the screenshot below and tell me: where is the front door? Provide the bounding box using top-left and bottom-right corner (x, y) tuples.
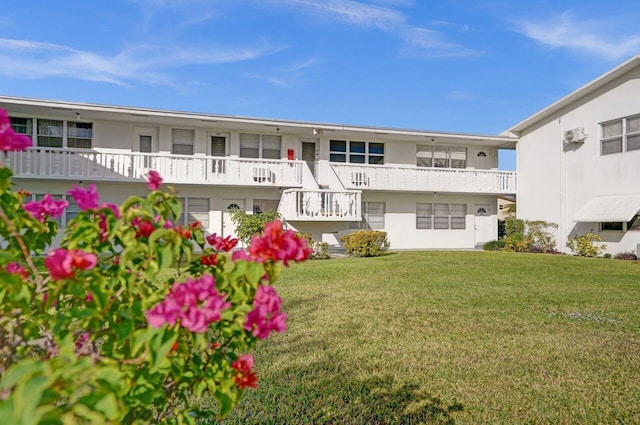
(222, 199), (244, 243)
(474, 205), (493, 245)
(300, 139), (318, 177)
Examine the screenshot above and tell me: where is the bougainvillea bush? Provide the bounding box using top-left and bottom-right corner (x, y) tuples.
(0, 109), (312, 424)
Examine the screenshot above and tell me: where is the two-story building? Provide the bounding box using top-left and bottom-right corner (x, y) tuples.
(0, 96), (517, 250)
(510, 54), (640, 255)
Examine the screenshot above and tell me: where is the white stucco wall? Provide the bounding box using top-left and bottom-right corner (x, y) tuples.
(517, 66), (640, 254)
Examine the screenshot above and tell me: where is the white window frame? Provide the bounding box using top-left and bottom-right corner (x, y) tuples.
(329, 140), (385, 165)
(416, 203), (467, 230)
(10, 116), (93, 149)
(239, 133), (281, 159)
(177, 197), (210, 229)
(172, 128), (195, 156)
(416, 145), (467, 169)
(600, 114), (640, 155)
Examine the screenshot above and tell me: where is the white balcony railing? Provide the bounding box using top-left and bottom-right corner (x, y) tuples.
(278, 189), (361, 221)
(7, 148), (304, 187)
(331, 163), (516, 194)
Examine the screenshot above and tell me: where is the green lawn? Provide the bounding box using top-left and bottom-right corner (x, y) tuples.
(217, 251), (640, 424)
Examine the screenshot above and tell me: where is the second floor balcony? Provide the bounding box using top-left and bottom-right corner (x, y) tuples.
(331, 163), (517, 194)
(7, 148), (304, 188)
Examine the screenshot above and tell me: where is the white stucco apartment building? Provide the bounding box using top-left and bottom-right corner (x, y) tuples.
(510, 54), (640, 254)
(0, 96), (517, 250)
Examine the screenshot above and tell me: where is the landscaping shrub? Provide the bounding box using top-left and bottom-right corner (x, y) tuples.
(505, 218), (524, 236)
(502, 232), (532, 252)
(613, 250), (637, 260)
(525, 220), (558, 252)
(483, 239), (505, 251)
(340, 230), (389, 257)
(230, 209), (281, 245)
(566, 232), (607, 257)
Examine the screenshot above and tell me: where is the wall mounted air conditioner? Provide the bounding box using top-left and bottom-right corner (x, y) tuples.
(564, 127), (587, 143)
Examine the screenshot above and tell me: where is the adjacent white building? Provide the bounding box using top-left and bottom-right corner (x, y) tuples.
(0, 96), (517, 250)
(510, 54), (640, 254)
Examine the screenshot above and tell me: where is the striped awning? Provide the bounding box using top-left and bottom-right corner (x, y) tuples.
(573, 195), (640, 222)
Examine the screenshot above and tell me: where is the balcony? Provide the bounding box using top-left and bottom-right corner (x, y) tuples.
(331, 163), (516, 194)
(7, 148), (304, 187)
(278, 189), (361, 221)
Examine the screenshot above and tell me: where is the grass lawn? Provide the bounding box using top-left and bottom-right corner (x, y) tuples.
(215, 251), (640, 424)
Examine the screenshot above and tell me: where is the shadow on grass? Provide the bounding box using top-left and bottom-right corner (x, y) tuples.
(215, 359), (463, 425)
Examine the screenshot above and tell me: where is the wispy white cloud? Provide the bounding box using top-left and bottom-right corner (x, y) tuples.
(268, 0), (480, 57)
(512, 10), (640, 60)
(243, 57), (321, 88)
(0, 37), (283, 86)
(448, 90), (475, 101)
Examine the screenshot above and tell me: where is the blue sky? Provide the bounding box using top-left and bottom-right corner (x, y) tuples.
(1, 1), (640, 170)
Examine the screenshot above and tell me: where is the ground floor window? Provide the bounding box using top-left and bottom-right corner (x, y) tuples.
(416, 203), (466, 229)
(351, 201), (385, 230)
(177, 197), (210, 228)
(600, 214), (640, 232)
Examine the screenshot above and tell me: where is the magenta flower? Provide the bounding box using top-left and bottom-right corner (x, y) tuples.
(23, 194), (69, 222)
(244, 284), (287, 339)
(100, 202), (121, 218)
(5, 262), (29, 279)
(146, 170), (163, 190)
(206, 233), (239, 252)
(67, 184), (99, 211)
(0, 109), (32, 152)
(146, 274), (230, 333)
(248, 221), (313, 266)
(45, 248), (98, 281)
(231, 354), (258, 389)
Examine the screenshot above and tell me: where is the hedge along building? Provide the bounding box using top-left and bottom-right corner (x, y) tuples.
(509, 54), (640, 255)
(0, 96), (517, 250)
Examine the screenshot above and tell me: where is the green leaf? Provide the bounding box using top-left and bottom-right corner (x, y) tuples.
(156, 244), (173, 271)
(244, 262), (265, 286)
(150, 329), (178, 373)
(1, 359), (43, 390)
(94, 393), (121, 421)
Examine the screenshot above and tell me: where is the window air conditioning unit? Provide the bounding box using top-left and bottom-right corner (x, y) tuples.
(564, 127), (586, 143)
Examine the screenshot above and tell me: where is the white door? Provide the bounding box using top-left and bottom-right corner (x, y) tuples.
(300, 138), (318, 177)
(476, 151), (490, 169)
(222, 199), (245, 242)
(474, 205), (493, 245)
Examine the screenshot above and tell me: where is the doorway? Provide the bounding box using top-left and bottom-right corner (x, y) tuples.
(300, 138), (318, 177)
(474, 205), (493, 245)
(222, 199), (244, 242)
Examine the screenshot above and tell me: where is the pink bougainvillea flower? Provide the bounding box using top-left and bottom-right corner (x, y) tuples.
(206, 233), (239, 252)
(45, 248), (98, 281)
(231, 249), (254, 262)
(5, 262), (29, 279)
(131, 217), (155, 239)
(244, 284), (287, 339)
(146, 170), (163, 190)
(248, 221), (313, 266)
(100, 202), (121, 218)
(23, 194), (69, 223)
(0, 109), (32, 152)
(231, 354), (258, 389)
(67, 184), (100, 211)
(145, 274), (230, 333)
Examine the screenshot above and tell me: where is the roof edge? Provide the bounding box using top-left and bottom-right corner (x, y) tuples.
(510, 54), (640, 134)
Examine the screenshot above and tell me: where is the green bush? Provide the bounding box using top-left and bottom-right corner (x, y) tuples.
(505, 218), (525, 236)
(525, 220), (558, 252)
(502, 232), (532, 252)
(483, 239), (505, 251)
(230, 209), (281, 245)
(340, 230), (389, 257)
(566, 232), (607, 257)
(613, 250), (637, 260)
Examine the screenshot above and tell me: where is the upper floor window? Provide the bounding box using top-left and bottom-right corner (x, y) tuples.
(10, 117), (92, 149)
(416, 145), (466, 168)
(601, 114), (640, 155)
(330, 140), (385, 165)
(239, 133), (281, 159)
(172, 129), (195, 155)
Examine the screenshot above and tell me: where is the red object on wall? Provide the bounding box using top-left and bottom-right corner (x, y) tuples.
(287, 149), (294, 160)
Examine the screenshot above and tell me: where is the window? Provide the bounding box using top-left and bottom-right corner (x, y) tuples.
(330, 140), (384, 164)
(210, 136), (226, 157)
(239, 133), (281, 159)
(139, 135), (153, 153)
(626, 115), (640, 151)
(416, 145), (467, 168)
(67, 122), (93, 149)
(172, 129), (195, 155)
(177, 197), (210, 228)
(37, 119), (63, 148)
(416, 203), (467, 230)
(351, 202), (385, 229)
(601, 222), (623, 231)
(10, 117), (32, 136)
(599, 214), (640, 232)
(416, 203), (433, 229)
(601, 115), (640, 155)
